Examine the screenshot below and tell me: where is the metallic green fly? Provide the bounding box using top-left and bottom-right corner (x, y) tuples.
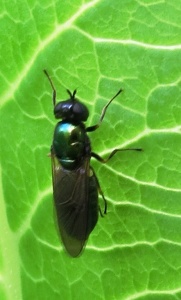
(44, 70), (141, 257)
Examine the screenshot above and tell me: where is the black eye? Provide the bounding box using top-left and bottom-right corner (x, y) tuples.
(73, 102), (89, 121)
(54, 100), (73, 119)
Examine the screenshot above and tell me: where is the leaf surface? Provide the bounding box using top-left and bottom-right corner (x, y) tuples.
(1, 0), (181, 299)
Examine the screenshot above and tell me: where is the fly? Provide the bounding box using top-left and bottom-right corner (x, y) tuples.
(44, 70), (141, 257)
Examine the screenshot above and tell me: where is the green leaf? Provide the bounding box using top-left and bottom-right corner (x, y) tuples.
(1, 0), (181, 299)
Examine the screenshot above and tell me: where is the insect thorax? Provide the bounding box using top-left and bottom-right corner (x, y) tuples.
(53, 121), (90, 170)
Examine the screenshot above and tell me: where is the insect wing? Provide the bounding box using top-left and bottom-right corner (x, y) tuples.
(51, 154), (90, 257)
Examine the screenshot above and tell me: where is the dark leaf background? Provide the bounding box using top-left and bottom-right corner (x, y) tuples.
(1, 0), (181, 299)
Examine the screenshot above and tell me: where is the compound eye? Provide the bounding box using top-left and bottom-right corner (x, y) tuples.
(54, 100), (73, 119)
(73, 102), (89, 122)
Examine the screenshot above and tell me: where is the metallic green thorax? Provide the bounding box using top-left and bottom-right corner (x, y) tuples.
(53, 121), (90, 170)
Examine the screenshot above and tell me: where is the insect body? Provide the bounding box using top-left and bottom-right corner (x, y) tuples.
(44, 70), (141, 257)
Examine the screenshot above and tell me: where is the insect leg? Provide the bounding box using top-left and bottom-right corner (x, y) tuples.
(90, 167), (107, 215)
(43, 69), (56, 107)
(91, 148), (142, 163)
(86, 89), (123, 132)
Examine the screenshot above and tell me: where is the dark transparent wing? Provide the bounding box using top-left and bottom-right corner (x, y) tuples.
(51, 153), (91, 257)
